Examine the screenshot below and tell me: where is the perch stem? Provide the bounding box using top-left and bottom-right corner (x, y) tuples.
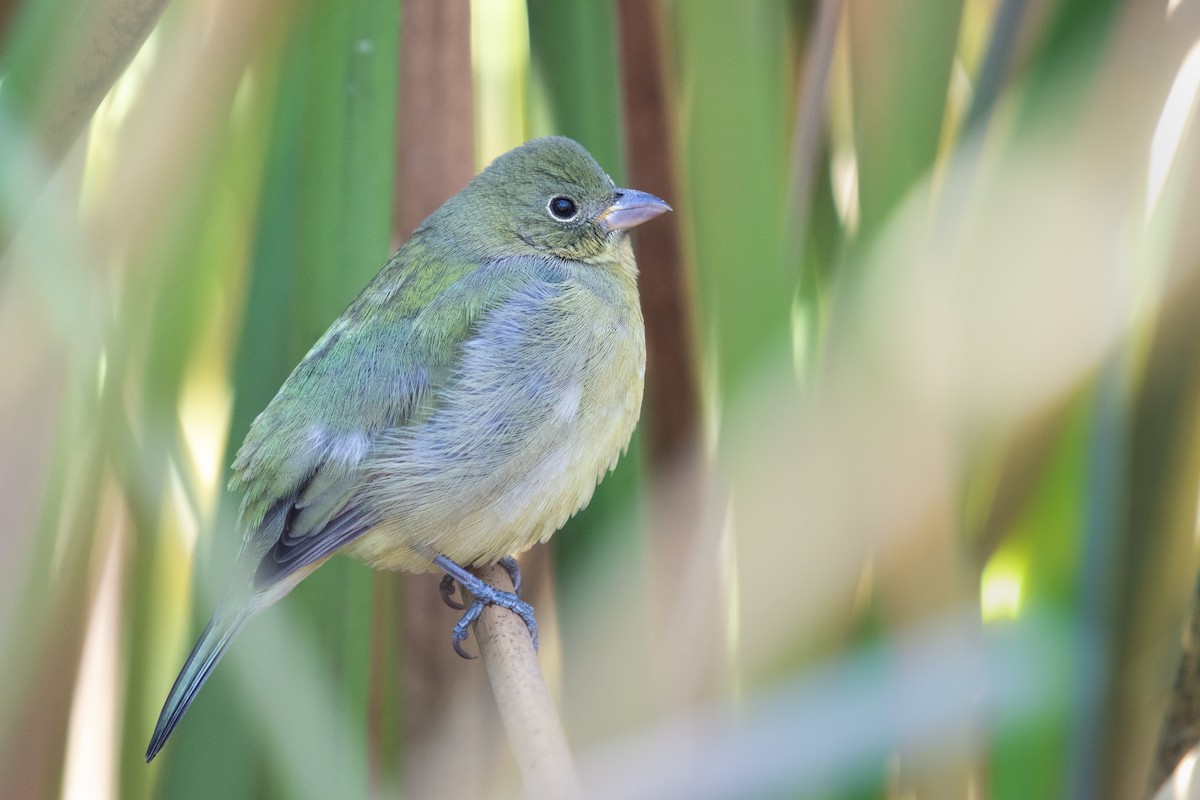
(471, 562), (583, 800)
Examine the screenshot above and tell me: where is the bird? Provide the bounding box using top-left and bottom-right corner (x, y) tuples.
(145, 136), (670, 762)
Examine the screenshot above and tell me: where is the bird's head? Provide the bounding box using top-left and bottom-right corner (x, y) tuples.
(425, 137), (670, 263)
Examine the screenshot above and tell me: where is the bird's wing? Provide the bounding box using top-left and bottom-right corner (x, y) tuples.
(226, 245), (546, 590)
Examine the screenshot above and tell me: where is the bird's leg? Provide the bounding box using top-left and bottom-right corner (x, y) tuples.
(434, 554), (539, 659)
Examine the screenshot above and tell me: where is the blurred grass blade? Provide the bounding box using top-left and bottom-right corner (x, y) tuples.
(846, 0), (963, 238)
(580, 612), (1084, 800)
(527, 0), (623, 173)
(673, 0), (793, 396)
(0, 0), (168, 246)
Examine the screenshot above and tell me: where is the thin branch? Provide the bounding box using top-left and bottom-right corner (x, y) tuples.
(473, 562), (584, 800)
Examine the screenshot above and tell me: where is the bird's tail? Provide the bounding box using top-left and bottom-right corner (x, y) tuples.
(144, 609), (247, 762)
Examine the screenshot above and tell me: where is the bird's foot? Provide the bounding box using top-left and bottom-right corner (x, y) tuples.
(438, 555), (521, 611)
(434, 555), (538, 659)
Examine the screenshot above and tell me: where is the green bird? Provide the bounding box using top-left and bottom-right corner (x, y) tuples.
(145, 136), (669, 762)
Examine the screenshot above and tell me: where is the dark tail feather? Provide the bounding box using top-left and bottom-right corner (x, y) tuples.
(145, 610), (246, 762)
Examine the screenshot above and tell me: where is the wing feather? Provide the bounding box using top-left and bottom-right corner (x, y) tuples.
(230, 250), (547, 593)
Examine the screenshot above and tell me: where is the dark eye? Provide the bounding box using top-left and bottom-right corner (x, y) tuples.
(548, 196), (578, 220)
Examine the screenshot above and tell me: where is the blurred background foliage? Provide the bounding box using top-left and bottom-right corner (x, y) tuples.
(3, 0), (1200, 798)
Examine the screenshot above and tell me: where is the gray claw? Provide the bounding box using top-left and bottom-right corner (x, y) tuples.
(451, 600), (485, 659)
(498, 555), (522, 595)
(440, 574), (467, 610)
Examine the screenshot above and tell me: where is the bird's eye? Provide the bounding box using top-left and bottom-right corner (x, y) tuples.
(547, 196), (579, 221)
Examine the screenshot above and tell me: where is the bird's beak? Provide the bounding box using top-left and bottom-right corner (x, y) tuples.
(597, 189), (672, 234)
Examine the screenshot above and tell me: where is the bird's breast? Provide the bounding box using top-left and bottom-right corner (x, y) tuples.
(347, 270), (645, 572)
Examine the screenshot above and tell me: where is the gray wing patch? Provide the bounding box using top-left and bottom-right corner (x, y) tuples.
(254, 501), (372, 588)
(252, 453), (373, 589)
